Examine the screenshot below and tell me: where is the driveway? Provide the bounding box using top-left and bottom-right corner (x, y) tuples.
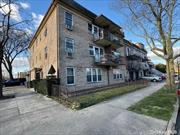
(0, 82), (167, 135)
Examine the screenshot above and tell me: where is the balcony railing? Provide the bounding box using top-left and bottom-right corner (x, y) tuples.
(140, 62), (150, 70)
(127, 51), (145, 60)
(93, 30), (123, 48)
(94, 54), (123, 67)
(128, 62), (150, 71)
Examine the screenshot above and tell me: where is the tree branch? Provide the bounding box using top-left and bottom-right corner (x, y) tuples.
(174, 53), (180, 60)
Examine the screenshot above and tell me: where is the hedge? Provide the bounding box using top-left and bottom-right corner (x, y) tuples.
(33, 79), (48, 95)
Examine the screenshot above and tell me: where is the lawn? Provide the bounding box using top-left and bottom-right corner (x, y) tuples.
(68, 83), (148, 109)
(128, 87), (177, 121)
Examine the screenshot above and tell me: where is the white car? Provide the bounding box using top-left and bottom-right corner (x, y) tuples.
(142, 75), (162, 82)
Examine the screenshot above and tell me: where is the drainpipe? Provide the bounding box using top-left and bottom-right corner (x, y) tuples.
(107, 66), (110, 85)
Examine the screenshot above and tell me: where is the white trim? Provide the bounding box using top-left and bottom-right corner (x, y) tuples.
(65, 37), (74, 56)
(86, 68), (102, 83)
(89, 45), (104, 57)
(64, 11), (73, 29)
(66, 67), (75, 85)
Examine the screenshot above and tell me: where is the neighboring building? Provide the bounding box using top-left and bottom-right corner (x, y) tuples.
(29, 0), (150, 92)
(124, 39), (150, 81)
(17, 72), (28, 78)
(175, 63), (180, 74)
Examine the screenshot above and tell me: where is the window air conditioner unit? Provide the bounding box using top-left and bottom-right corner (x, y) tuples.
(66, 24), (73, 31)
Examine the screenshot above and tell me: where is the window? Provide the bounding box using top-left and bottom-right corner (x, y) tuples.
(89, 45), (94, 56)
(86, 68), (102, 83)
(67, 67), (75, 85)
(86, 68), (92, 82)
(100, 48), (103, 56)
(98, 69), (102, 81)
(126, 47), (130, 56)
(94, 26), (98, 35)
(113, 69), (123, 80)
(88, 46), (103, 56)
(65, 37), (74, 57)
(44, 46), (48, 59)
(88, 23), (99, 35)
(44, 28), (47, 37)
(39, 53), (41, 60)
(65, 12), (73, 29)
(113, 73), (123, 80)
(88, 23), (92, 33)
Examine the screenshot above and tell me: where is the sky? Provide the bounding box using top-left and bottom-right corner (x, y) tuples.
(1, 0), (179, 77)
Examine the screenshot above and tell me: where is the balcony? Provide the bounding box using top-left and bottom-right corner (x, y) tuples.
(93, 31), (123, 49)
(128, 64), (140, 71)
(94, 15), (124, 36)
(94, 54), (123, 67)
(140, 62), (150, 70)
(127, 51), (145, 60)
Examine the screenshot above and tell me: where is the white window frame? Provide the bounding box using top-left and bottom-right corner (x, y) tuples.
(64, 11), (73, 28)
(89, 45), (104, 57)
(88, 23), (99, 35)
(66, 67), (75, 85)
(86, 68), (102, 83)
(113, 69), (123, 80)
(65, 37), (74, 57)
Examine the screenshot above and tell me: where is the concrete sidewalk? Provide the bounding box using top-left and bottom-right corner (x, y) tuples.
(0, 83), (167, 135)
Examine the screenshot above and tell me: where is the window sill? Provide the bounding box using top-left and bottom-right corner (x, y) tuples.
(87, 81), (102, 84)
(66, 84), (75, 86)
(66, 56), (74, 59)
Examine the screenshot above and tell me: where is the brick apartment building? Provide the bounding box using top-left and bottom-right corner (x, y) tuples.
(29, 0), (151, 92)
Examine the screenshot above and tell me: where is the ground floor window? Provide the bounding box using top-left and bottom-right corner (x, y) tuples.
(86, 68), (102, 83)
(66, 67), (75, 85)
(113, 69), (123, 80)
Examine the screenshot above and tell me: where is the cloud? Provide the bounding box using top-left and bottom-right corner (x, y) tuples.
(12, 57), (29, 68)
(31, 12), (44, 28)
(19, 2), (30, 9)
(147, 51), (165, 64)
(147, 46), (180, 64)
(2, 56), (29, 78)
(24, 28), (33, 35)
(0, 2), (22, 22)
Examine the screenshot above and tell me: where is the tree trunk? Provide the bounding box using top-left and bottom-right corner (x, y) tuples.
(166, 58), (175, 89)
(0, 62), (3, 98)
(0, 47), (3, 98)
(8, 64), (14, 80)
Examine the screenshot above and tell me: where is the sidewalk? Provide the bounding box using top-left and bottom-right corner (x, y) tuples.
(0, 82), (167, 135)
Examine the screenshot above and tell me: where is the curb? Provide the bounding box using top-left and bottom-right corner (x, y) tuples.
(164, 101), (179, 135)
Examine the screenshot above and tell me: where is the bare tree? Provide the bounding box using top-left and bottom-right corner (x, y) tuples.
(0, 0), (32, 98)
(112, 0), (180, 89)
(0, 0), (12, 98)
(2, 29), (31, 80)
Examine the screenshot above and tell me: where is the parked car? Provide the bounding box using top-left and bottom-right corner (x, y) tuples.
(18, 78), (26, 85)
(141, 75), (162, 82)
(3, 78), (26, 87)
(161, 74), (166, 80)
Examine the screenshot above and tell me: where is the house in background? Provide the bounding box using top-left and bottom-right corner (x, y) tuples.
(124, 39), (150, 81)
(17, 72), (28, 78)
(28, 0), (151, 93)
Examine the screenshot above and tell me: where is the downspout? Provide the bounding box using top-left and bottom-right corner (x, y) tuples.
(107, 66), (110, 85)
(56, 3), (60, 79)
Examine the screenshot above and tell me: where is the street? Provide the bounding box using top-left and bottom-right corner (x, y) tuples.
(176, 109), (180, 135)
(0, 83), (167, 135)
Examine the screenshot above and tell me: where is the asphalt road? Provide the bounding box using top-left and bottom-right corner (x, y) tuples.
(176, 109), (180, 135)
